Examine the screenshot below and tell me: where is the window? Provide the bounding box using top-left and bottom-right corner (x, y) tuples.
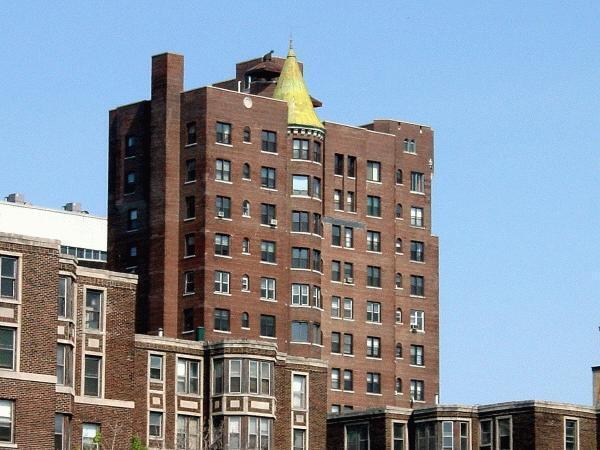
(228, 416), (241, 449)
(125, 135), (137, 157)
(343, 333), (353, 355)
(395, 377), (403, 394)
(260, 166), (276, 189)
(312, 285), (322, 308)
(395, 203), (403, 219)
(410, 379), (424, 401)
(331, 368), (340, 389)
(0, 400), (13, 444)
(260, 278), (276, 301)
(214, 271), (230, 294)
(395, 273), (403, 289)
(187, 122), (197, 145)
(497, 418), (511, 450)
(395, 343), (403, 358)
(292, 175), (310, 196)
(395, 238), (403, 253)
(0, 257), (16, 300)
(347, 191), (356, 212)
(366, 372), (381, 393)
(216, 122), (231, 144)
(248, 417), (271, 450)
(82, 423), (99, 450)
(294, 429), (306, 450)
(343, 298), (353, 319)
(442, 421), (453, 450)
(331, 225), (341, 246)
(229, 360), (241, 393)
(367, 266), (381, 287)
(343, 262), (354, 282)
(346, 423), (368, 450)
(260, 241), (276, 263)
(127, 208), (139, 230)
(411, 206), (424, 227)
(329, 297), (340, 318)
(313, 141), (322, 162)
(177, 358), (200, 394)
(55, 414), (70, 450)
(149, 412), (163, 438)
(343, 370), (353, 391)
(347, 156), (356, 177)
(404, 138), (416, 153)
(480, 420), (492, 449)
(260, 361), (271, 394)
(334, 190), (343, 210)
(85, 289), (103, 330)
(291, 247), (309, 269)
(184, 309), (194, 331)
(331, 404), (340, 413)
(58, 276), (73, 319)
(409, 345), (424, 366)
(242, 200), (251, 217)
(331, 260), (341, 282)
(184, 271), (195, 294)
(366, 301), (381, 323)
(367, 161), (381, 182)
(411, 171), (425, 193)
(366, 336), (381, 358)
(411, 275), (425, 296)
(216, 196), (231, 218)
(241, 312), (250, 328)
(177, 415), (200, 450)
(243, 127), (251, 143)
(149, 354), (163, 381)
(292, 139), (309, 160)
(312, 177), (321, 199)
(292, 211), (309, 232)
(292, 374), (307, 409)
(565, 419), (578, 450)
(410, 241), (425, 262)
(56, 344), (73, 386)
(214, 309), (230, 331)
(84, 355), (102, 397)
(185, 159), (196, 182)
(331, 332), (341, 353)
(291, 321), (309, 342)
(396, 169), (403, 184)
(367, 196), (381, 217)
(260, 203), (276, 225)
(241, 275), (250, 291)
(313, 213), (322, 235)
(334, 154), (344, 175)
(242, 238), (250, 254)
(215, 159), (231, 181)
(184, 196), (195, 220)
(410, 310), (425, 331)
(460, 422), (469, 450)
(344, 227), (354, 248)
(184, 234), (196, 257)
(260, 315), (276, 337)
(124, 171), (136, 194)
(213, 360), (224, 394)
(261, 130), (277, 152)
(366, 230), (381, 252)
(292, 284), (309, 306)
(393, 422), (406, 450)
(396, 308), (403, 323)
(242, 163), (251, 179)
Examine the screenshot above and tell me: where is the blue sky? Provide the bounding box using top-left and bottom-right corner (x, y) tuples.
(1, 1), (598, 405)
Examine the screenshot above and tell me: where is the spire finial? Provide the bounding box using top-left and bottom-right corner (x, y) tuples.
(287, 33), (295, 57)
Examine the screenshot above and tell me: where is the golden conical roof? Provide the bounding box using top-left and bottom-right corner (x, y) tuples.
(273, 46), (324, 130)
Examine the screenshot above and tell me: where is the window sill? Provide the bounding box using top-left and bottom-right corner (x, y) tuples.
(241, 326), (250, 330)
(410, 260), (426, 264)
(410, 295), (426, 299)
(290, 194), (311, 199)
(215, 142), (233, 148)
(215, 255), (233, 259)
(184, 180), (196, 185)
(290, 341), (311, 345)
(215, 217), (232, 221)
(291, 231), (312, 235)
(215, 179), (233, 185)
(241, 289), (250, 293)
(404, 151), (417, 155)
(242, 141), (252, 145)
(242, 215), (251, 219)
(259, 224), (277, 229)
(259, 335), (277, 340)
(260, 187), (278, 192)
(183, 255), (196, 259)
(182, 292), (195, 297)
(260, 150), (278, 155)
(366, 357), (382, 361)
(366, 215), (382, 220)
(366, 180), (382, 185)
(214, 330), (232, 334)
(242, 252), (251, 256)
(213, 292), (232, 297)
(260, 298), (277, 303)
(410, 191), (426, 196)
(242, 177), (251, 182)
(410, 364), (426, 368)
(366, 321), (382, 326)
(185, 143), (197, 148)
(366, 250), (382, 255)
(290, 268), (311, 272)
(410, 225), (426, 230)
(366, 392), (383, 396)
(366, 286), (383, 290)
(181, 330), (194, 335)
(260, 261), (278, 266)
(183, 217), (196, 222)
(124, 155), (136, 160)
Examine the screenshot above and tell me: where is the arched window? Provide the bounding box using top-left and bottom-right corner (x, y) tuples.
(396, 169), (403, 184)
(241, 312), (249, 328)
(242, 238), (250, 254)
(395, 238), (403, 253)
(243, 127), (251, 143)
(395, 203), (403, 219)
(395, 377), (402, 394)
(242, 200), (250, 217)
(395, 308), (402, 324)
(242, 163), (251, 179)
(395, 273), (403, 289)
(396, 343), (403, 358)
(241, 275), (250, 291)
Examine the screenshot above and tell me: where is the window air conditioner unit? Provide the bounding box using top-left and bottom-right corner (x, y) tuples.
(217, 211), (225, 218)
(410, 324), (418, 332)
(345, 277), (353, 284)
(270, 218), (278, 226)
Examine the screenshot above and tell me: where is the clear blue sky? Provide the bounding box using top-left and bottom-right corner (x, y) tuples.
(1, 1), (598, 405)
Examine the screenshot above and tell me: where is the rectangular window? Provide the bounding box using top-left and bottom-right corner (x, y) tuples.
(260, 203), (277, 225)
(0, 401), (13, 444)
(229, 360), (241, 393)
(84, 355), (102, 397)
(214, 308), (230, 331)
(366, 230), (381, 252)
(344, 227), (354, 248)
(367, 266), (381, 287)
(127, 208), (139, 231)
(404, 138), (416, 154)
(442, 421), (454, 450)
(347, 156), (356, 177)
(261, 130), (277, 152)
(260, 278), (276, 300)
(260, 166), (277, 189)
(82, 423), (99, 450)
(291, 247), (309, 269)
(291, 284), (309, 306)
(85, 289), (103, 330)
(214, 271), (230, 294)
(343, 370), (353, 391)
(347, 191), (356, 212)
(213, 359), (224, 395)
(292, 175), (310, 196)
(367, 161), (381, 182)
(313, 213), (322, 235)
(216, 122), (231, 144)
(56, 344), (73, 386)
(149, 354), (163, 381)
(291, 321), (309, 342)
(565, 419), (578, 450)
(312, 285), (322, 308)
(292, 139), (309, 159)
(343, 298), (353, 319)
(215, 159), (231, 181)
(125, 135), (137, 157)
(331, 225), (341, 246)
(410, 310), (425, 331)
(185, 159), (196, 183)
(260, 240), (276, 263)
(331, 260), (341, 282)
(411, 171), (425, 193)
(183, 308), (194, 331)
(334, 189), (343, 210)
(393, 422), (405, 450)
(292, 211), (309, 232)
(480, 420), (492, 448)
(55, 414), (70, 450)
(343, 333), (353, 355)
(411, 275), (425, 296)
(334, 154), (344, 175)
(248, 360), (259, 394)
(497, 418), (511, 450)
(312, 177), (321, 199)
(292, 374), (307, 409)
(260, 315), (276, 337)
(331, 332), (341, 353)
(149, 412), (163, 438)
(366, 372), (381, 393)
(410, 379), (424, 401)
(410, 241), (425, 262)
(367, 196), (381, 217)
(184, 271), (195, 294)
(293, 429), (306, 450)
(215, 196), (231, 218)
(214, 234), (230, 257)
(366, 336), (381, 358)
(460, 422), (469, 450)
(124, 171), (136, 194)
(411, 206), (424, 227)
(177, 415), (200, 450)
(331, 296), (340, 318)
(410, 345), (424, 366)
(313, 324), (322, 345)
(260, 361), (271, 395)
(177, 358), (200, 395)
(366, 301), (381, 323)
(331, 368), (340, 389)
(184, 233), (196, 257)
(312, 141), (322, 162)
(187, 122), (197, 145)
(228, 416), (241, 449)
(58, 276), (73, 319)
(343, 262), (354, 282)
(0, 256), (17, 299)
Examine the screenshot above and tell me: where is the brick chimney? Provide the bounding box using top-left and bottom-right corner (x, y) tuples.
(593, 366), (600, 408)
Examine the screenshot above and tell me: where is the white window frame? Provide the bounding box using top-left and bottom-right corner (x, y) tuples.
(260, 277), (276, 301)
(148, 411), (163, 439)
(82, 422), (100, 450)
(564, 417), (579, 450)
(177, 357), (201, 395)
(149, 353), (164, 382)
(495, 416), (512, 450)
(84, 287), (105, 331)
(229, 359), (242, 393)
(214, 271), (230, 294)
(0, 400), (14, 444)
(442, 420), (454, 450)
(291, 284), (309, 306)
(391, 420), (408, 450)
(291, 372), (308, 410)
(366, 301), (381, 323)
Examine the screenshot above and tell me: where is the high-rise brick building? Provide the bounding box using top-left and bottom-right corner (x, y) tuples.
(107, 45), (440, 413)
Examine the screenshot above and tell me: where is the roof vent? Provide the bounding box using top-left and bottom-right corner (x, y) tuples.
(63, 202), (82, 212)
(6, 193), (26, 204)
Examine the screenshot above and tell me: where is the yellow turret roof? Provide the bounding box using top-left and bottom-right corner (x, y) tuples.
(273, 46), (324, 130)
